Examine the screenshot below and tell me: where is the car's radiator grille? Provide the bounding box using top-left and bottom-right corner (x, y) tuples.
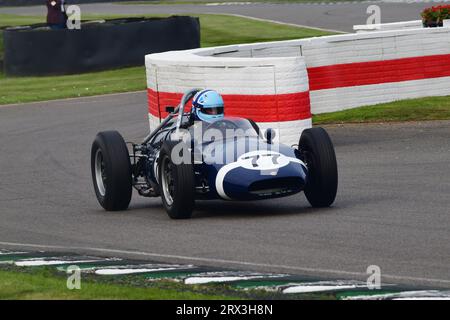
(249, 177), (303, 194)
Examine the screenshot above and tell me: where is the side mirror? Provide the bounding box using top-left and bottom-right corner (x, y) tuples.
(265, 128), (276, 144)
(165, 106), (175, 113)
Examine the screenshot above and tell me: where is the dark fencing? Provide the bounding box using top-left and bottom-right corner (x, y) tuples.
(3, 16), (200, 76)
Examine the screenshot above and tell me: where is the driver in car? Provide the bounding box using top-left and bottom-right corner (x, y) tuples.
(191, 89), (225, 123)
(188, 89), (254, 137)
(188, 89), (227, 162)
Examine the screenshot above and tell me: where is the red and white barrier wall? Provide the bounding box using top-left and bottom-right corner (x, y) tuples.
(304, 26), (450, 114)
(146, 24), (450, 145)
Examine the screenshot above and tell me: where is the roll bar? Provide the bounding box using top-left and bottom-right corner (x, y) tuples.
(142, 88), (201, 144)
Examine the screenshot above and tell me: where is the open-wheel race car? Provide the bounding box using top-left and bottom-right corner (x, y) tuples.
(91, 88), (338, 219)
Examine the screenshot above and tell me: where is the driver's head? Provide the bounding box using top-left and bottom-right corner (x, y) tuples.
(192, 89), (224, 122)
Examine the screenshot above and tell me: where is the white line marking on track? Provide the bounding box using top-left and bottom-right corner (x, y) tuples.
(14, 257), (117, 267)
(184, 271), (286, 284)
(281, 280), (368, 293)
(344, 290), (450, 300)
(56, 263), (196, 275)
(284, 284), (358, 293)
(1, 241), (449, 286)
(0, 251), (27, 255)
(206, 2), (254, 5)
(185, 275), (264, 284)
(95, 267), (187, 275)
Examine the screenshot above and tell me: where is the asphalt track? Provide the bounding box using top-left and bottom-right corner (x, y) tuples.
(1, 0), (449, 290)
(0, 92), (449, 288)
(1, 1), (449, 32)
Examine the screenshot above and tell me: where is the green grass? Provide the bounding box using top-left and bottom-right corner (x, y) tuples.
(0, 13), (332, 105)
(0, 66), (146, 105)
(198, 14), (333, 47)
(0, 14), (44, 28)
(0, 265), (336, 300)
(0, 267), (240, 300)
(0, 33), (3, 61)
(313, 96), (450, 124)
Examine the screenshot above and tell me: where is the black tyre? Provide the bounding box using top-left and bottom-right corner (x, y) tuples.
(299, 127), (338, 207)
(158, 140), (195, 219)
(91, 131), (132, 211)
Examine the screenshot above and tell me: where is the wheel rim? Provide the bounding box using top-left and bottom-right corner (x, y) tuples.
(161, 156), (175, 206)
(94, 149), (107, 196)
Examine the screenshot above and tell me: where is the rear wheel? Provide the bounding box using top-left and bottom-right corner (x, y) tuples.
(299, 127), (338, 207)
(158, 140), (195, 219)
(91, 131), (132, 211)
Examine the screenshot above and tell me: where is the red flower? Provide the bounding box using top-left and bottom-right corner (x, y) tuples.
(422, 4), (450, 25)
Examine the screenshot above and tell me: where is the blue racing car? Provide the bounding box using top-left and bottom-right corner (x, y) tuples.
(91, 88), (338, 219)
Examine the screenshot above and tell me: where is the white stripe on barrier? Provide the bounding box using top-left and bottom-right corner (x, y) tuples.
(146, 56), (308, 95)
(310, 76), (450, 114)
(353, 20), (423, 33)
(303, 29), (450, 67)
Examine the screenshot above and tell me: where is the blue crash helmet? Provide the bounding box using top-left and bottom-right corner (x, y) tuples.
(192, 89), (224, 122)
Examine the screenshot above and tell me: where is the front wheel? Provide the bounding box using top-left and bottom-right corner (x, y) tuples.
(299, 127), (338, 207)
(91, 131), (132, 211)
(158, 140), (195, 219)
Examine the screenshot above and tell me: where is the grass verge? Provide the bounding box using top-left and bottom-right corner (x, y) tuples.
(0, 13), (332, 105)
(0, 66), (146, 105)
(313, 96), (450, 124)
(0, 264), (339, 300)
(0, 14), (44, 28)
(0, 267), (239, 300)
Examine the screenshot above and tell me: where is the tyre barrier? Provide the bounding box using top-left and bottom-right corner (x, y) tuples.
(4, 16), (200, 76)
(145, 48), (312, 146)
(145, 23), (450, 145)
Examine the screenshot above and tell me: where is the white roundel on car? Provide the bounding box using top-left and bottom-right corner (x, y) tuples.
(215, 150), (305, 200)
(238, 150), (291, 171)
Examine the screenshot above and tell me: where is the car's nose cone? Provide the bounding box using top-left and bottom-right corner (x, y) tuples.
(215, 152), (307, 200)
